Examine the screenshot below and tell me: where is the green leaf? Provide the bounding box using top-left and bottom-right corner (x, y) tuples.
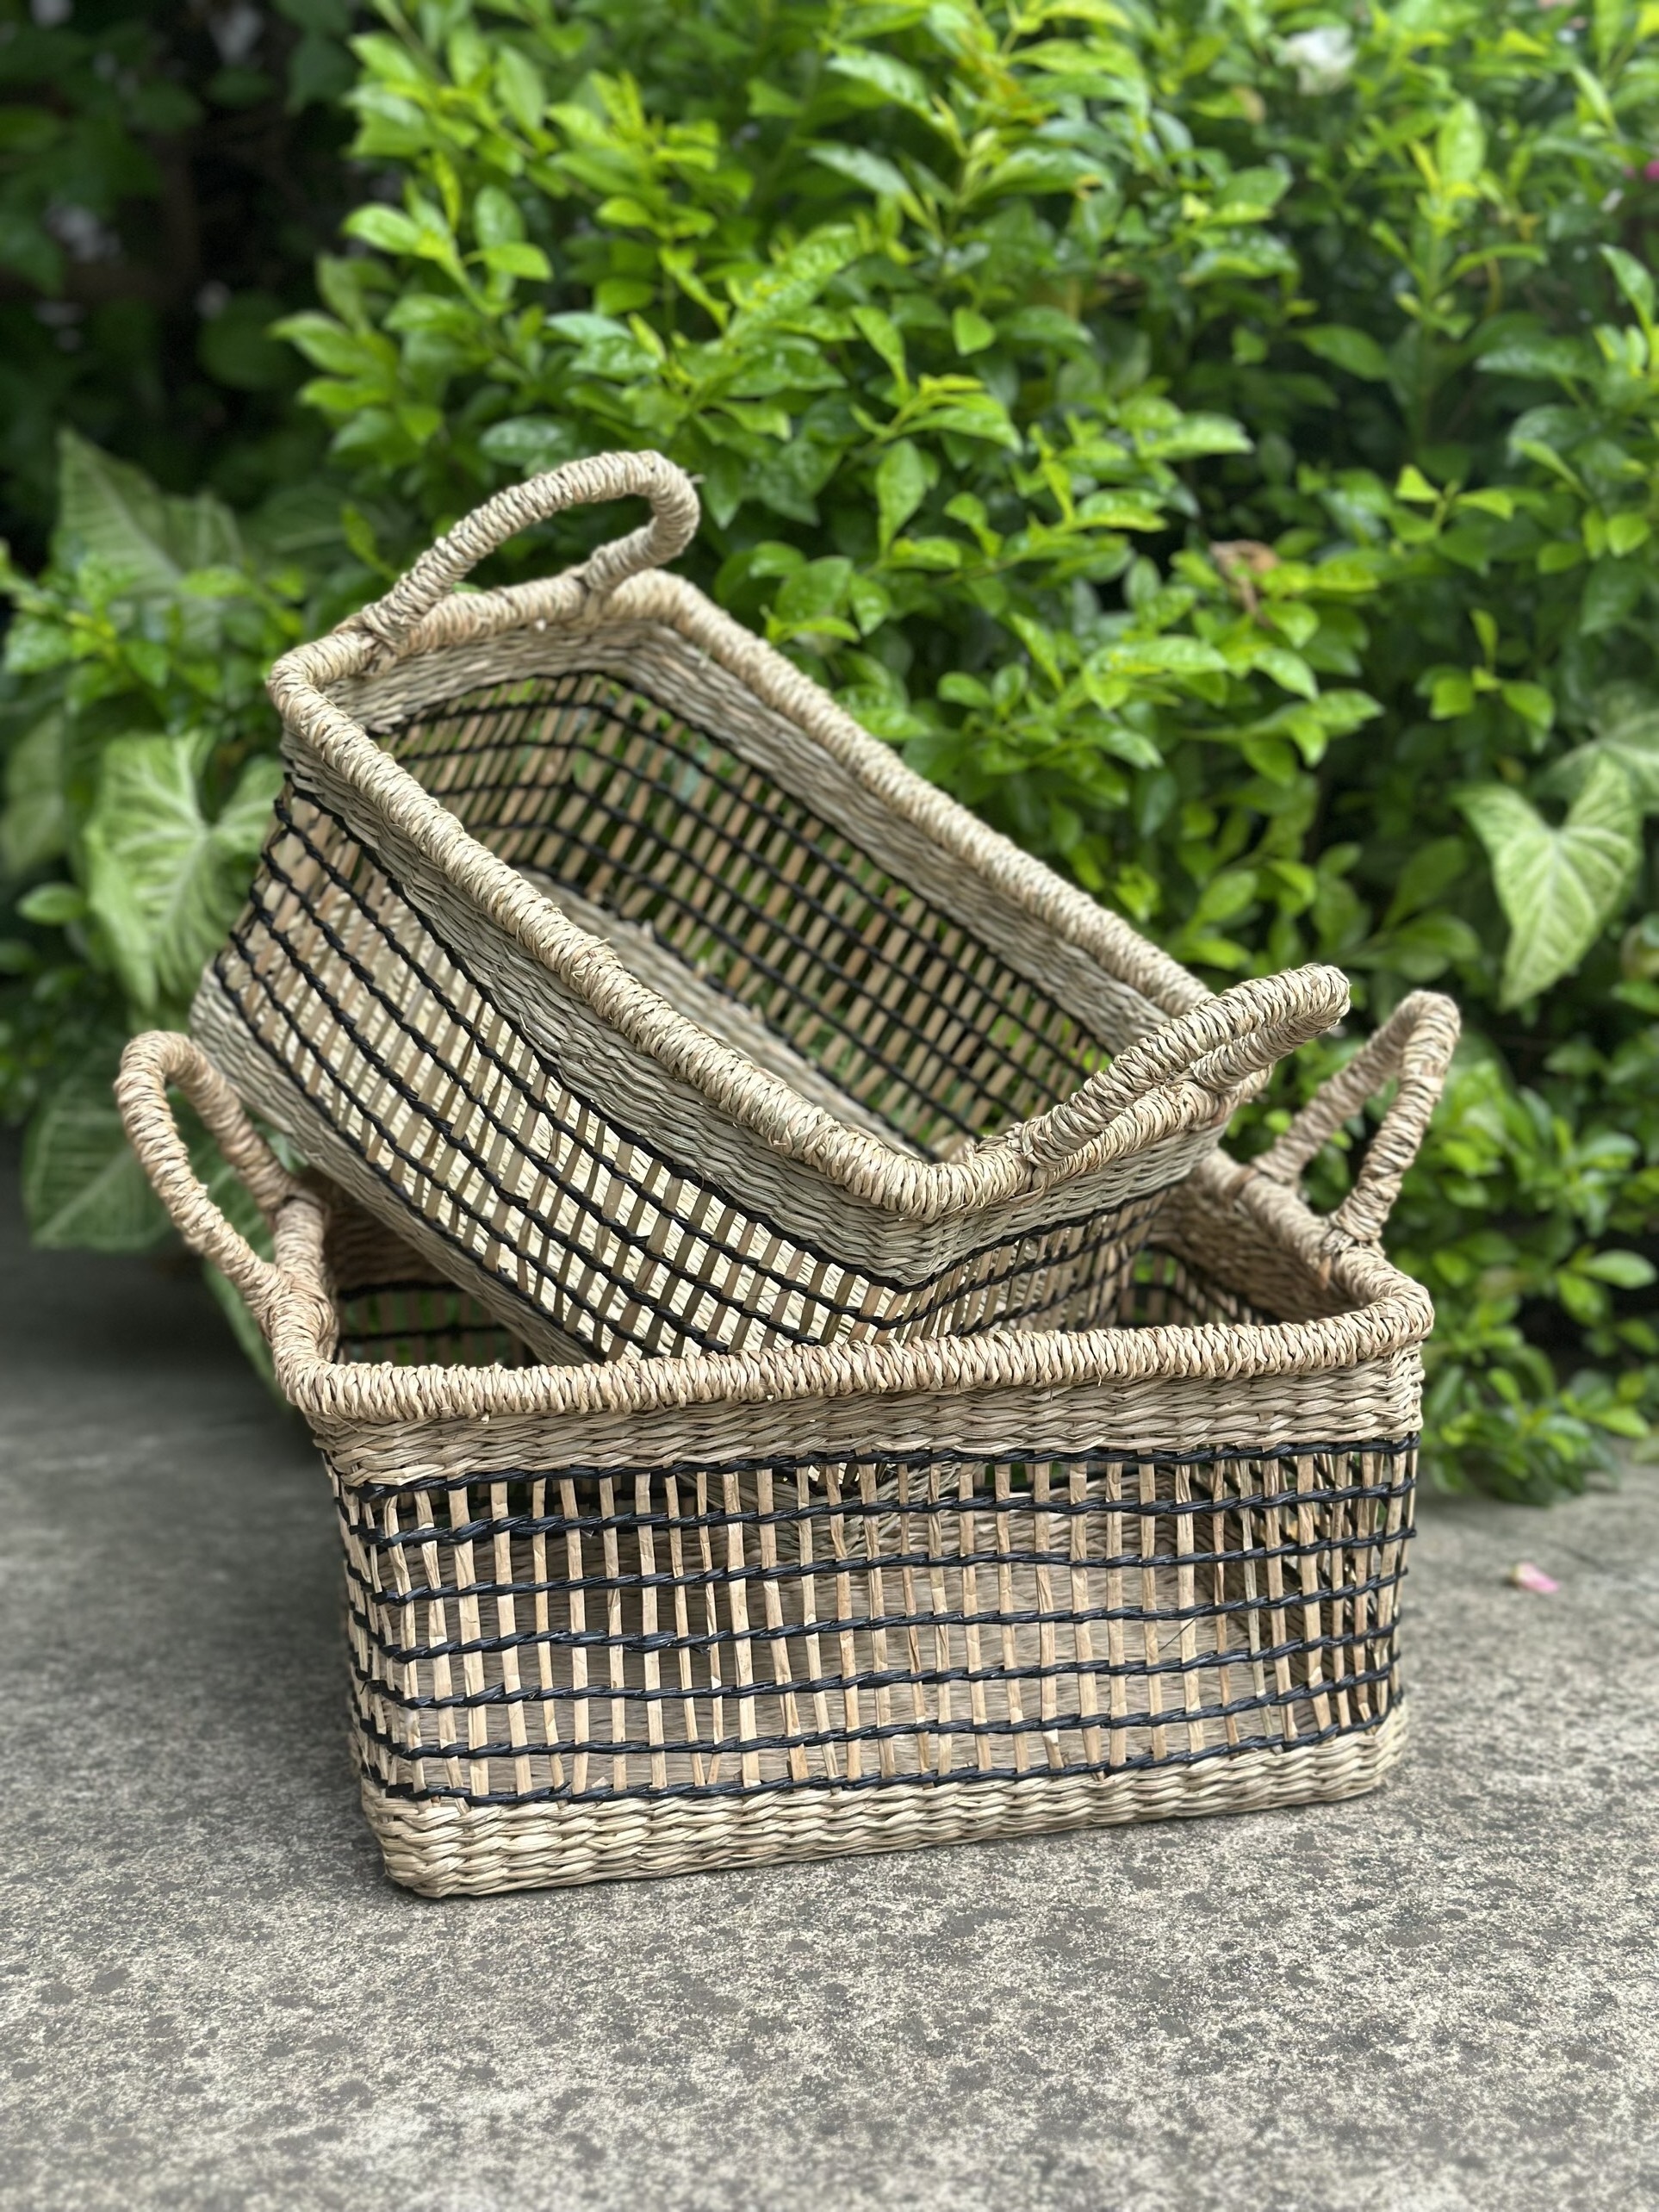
(826, 49), (935, 118)
(56, 432), (243, 594)
(479, 241), (551, 281)
(774, 556), (854, 628)
(852, 304), (908, 387)
(479, 417), (586, 473)
(1369, 910), (1483, 982)
(1252, 645), (1318, 699)
(1395, 465), (1439, 505)
(1606, 511), (1650, 557)
(1579, 1249), (1657, 1288)
(1436, 99), (1486, 189)
(725, 227), (863, 336)
(473, 185), (525, 247)
(1384, 836), (1468, 927)
(1548, 684), (1659, 808)
(1500, 681), (1555, 735)
(23, 1067), (168, 1252)
(951, 307), (996, 357)
(1298, 325), (1391, 382)
(1481, 335), (1596, 382)
(1459, 755), (1641, 1005)
(1581, 559), (1646, 637)
(343, 203), (424, 256)
(1601, 245), (1655, 329)
(17, 881), (84, 926)
(874, 440), (931, 551)
(1430, 673), (1476, 719)
(494, 48), (546, 136)
(83, 737), (282, 1013)
(809, 144), (915, 205)
(1, 711), (66, 879)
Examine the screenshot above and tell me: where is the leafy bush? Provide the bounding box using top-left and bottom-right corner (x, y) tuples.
(0, 0), (357, 556)
(6, 0), (1659, 1499)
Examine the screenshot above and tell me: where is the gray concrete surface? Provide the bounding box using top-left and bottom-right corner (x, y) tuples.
(1, 1159), (1656, 2212)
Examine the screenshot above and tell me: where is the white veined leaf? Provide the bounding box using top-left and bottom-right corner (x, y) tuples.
(22, 1066), (168, 1251)
(1544, 683), (1659, 809)
(55, 429), (243, 594)
(1459, 754), (1640, 1006)
(0, 709), (66, 878)
(84, 735), (282, 1013)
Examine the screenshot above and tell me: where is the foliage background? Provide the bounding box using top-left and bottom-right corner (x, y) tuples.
(4, 0), (1659, 1499)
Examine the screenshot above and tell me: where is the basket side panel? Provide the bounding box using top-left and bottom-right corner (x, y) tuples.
(337, 1438), (1416, 1820)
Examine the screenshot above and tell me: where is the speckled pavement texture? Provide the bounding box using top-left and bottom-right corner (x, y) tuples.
(1, 1159), (1656, 2212)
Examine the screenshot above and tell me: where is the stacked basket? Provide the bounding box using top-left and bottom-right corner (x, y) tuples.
(117, 453), (1458, 1895)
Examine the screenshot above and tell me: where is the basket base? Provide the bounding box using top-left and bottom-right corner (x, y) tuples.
(362, 1705), (1408, 1898)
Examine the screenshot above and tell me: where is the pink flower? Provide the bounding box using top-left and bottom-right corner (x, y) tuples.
(1646, 159), (1659, 182)
(1507, 1560), (1561, 1594)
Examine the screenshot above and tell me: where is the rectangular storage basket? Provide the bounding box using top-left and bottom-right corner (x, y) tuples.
(193, 451), (1346, 1368)
(120, 994), (1456, 1896)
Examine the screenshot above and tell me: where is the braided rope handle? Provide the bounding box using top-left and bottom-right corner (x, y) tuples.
(1015, 964), (1351, 1172)
(1251, 990), (1461, 1245)
(115, 1033), (307, 1333)
(338, 450), (700, 665)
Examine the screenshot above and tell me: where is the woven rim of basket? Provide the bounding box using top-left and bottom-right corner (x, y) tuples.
(264, 559), (1348, 1222)
(248, 1150), (1432, 1427)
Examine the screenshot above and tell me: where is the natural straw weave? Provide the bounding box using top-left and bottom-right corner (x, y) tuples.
(192, 451), (1350, 1365)
(119, 991), (1457, 1897)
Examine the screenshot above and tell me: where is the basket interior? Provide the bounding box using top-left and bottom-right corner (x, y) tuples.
(376, 667), (1112, 1157)
(320, 1186), (1311, 1370)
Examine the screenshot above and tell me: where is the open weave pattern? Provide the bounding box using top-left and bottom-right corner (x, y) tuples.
(339, 1438), (1414, 1811)
(202, 452), (1355, 1364)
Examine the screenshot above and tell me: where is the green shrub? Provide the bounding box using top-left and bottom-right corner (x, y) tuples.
(6, 0), (1659, 1500)
(0, 0), (358, 556)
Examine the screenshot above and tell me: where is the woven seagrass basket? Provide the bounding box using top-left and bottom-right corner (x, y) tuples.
(192, 450), (1348, 1367)
(120, 992), (1457, 1898)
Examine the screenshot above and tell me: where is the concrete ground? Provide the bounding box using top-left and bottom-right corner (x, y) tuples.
(1, 1165), (1656, 2212)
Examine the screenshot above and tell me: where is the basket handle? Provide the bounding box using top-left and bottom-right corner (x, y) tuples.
(339, 450), (701, 666)
(1015, 963), (1351, 1173)
(115, 1033), (307, 1333)
(1249, 990), (1460, 1244)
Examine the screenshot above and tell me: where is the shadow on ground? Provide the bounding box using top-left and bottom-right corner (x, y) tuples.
(1, 1146), (1655, 2212)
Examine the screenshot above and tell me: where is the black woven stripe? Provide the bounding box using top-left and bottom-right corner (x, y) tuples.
(352, 1650), (1398, 1740)
(354, 1704), (1398, 1808)
(346, 1492), (1410, 1572)
(345, 1563), (1409, 1669)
